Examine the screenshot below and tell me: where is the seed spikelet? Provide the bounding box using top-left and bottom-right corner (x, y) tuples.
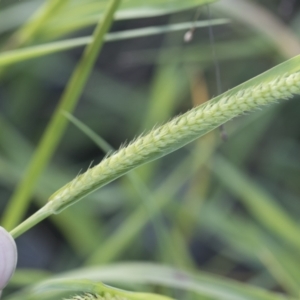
(48, 72), (300, 213)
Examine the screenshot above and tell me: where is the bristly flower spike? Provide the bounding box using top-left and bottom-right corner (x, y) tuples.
(9, 66), (300, 239)
(65, 292), (128, 300)
(46, 72), (300, 214)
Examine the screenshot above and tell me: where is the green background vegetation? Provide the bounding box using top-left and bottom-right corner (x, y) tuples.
(1, 0), (300, 299)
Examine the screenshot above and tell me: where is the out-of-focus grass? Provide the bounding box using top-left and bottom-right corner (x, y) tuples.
(1, 0), (300, 299)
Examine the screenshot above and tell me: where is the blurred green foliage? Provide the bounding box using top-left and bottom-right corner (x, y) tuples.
(1, 0), (300, 299)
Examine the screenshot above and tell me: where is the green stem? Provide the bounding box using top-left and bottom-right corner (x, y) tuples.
(2, 0), (122, 231)
(9, 203), (53, 239)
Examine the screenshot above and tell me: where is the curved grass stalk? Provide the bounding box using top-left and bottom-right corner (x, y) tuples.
(10, 55), (300, 238)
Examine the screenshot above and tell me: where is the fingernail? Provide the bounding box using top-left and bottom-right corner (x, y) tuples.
(0, 227), (18, 292)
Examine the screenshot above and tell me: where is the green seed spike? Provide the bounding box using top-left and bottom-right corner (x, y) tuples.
(33, 279), (175, 300)
(65, 292), (128, 300)
(47, 72), (300, 214)
(9, 60), (300, 239)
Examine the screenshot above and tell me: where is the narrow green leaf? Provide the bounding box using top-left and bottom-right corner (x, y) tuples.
(0, 19), (228, 67)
